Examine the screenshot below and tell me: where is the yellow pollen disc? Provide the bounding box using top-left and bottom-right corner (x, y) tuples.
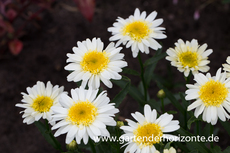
(199, 79), (229, 107)
(80, 50), (110, 75)
(32, 96), (53, 113)
(178, 50), (198, 68)
(122, 21), (151, 42)
(67, 101), (98, 126)
(133, 123), (163, 146)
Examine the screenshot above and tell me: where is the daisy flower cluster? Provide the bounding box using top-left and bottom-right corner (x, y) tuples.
(15, 6), (230, 153)
(166, 39), (213, 77)
(108, 8), (166, 58)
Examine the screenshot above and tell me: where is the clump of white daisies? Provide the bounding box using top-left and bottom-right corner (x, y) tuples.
(16, 6), (230, 153)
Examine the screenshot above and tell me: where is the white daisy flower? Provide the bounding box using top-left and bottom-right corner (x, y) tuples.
(186, 68), (230, 125)
(155, 147), (177, 153)
(120, 104), (180, 153)
(222, 56), (230, 77)
(16, 81), (65, 125)
(108, 8), (166, 58)
(65, 37), (127, 89)
(51, 87), (119, 144)
(166, 39), (213, 77)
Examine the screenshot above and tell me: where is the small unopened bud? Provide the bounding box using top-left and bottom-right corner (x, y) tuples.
(157, 89), (165, 99)
(117, 121), (124, 127)
(66, 140), (77, 151)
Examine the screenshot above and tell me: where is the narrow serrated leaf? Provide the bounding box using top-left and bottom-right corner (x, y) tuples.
(122, 68), (140, 76)
(111, 79), (130, 107)
(177, 128), (209, 153)
(220, 121), (230, 136)
(187, 116), (201, 130)
(34, 121), (62, 151)
(210, 146), (222, 153)
(144, 50), (166, 67)
(223, 146), (230, 153)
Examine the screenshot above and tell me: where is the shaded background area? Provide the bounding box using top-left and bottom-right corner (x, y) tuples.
(1, 0), (230, 152)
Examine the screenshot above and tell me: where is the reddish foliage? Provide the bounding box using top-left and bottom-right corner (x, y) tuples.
(0, 0), (96, 55)
(8, 39), (23, 55)
(6, 9), (17, 21)
(73, 0), (95, 22)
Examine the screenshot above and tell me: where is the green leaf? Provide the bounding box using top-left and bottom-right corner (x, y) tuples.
(144, 49), (165, 86)
(34, 121), (62, 151)
(156, 81), (185, 113)
(164, 141), (173, 149)
(122, 68), (140, 76)
(144, 62), (157, 87)
(177, 128), (209, 153)
(189, 150), (199, 153)
(167, 111), (177, 114)
(179, 92), (187, 109)
(223, 146), (230, 153)
(129, 85), (146, 105)
(174, 141), (189, 153)
(112, 76), (146, 105)
(111, 78), (130, 107)
(147, 99), (162, 112)
(210, 146), (222, 153)
(220, 120), (230, 136)
(144, 51), (166, 67)
(187, 116), (201, 130)
(222, 0), (230, 3)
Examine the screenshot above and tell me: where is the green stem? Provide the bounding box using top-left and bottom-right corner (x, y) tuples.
(184, 110), (187, 130)
(196, 121), (200, 135)
(35, 120), (62, 152)
(115, 127), (122, 153)
(138, 53), (147, 101)
(161, 98), (165, 113)
(184, 72), (191, 130)
(185, 72), (191, 85)
(210, 124), (214, 148)
(89, 138), (97, 153)
(45, 120), (63, 152)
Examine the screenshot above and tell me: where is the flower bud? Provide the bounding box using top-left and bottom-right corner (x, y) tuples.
(66, 140), (77, 151)
(116, 121), (124, 127)
(157, 89), (165, 99)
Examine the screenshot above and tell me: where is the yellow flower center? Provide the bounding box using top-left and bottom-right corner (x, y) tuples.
(32, 96), (53, 113)
(178, 50), (198, 68)
(67, 101), (98, 126)
(80, 50), (110, 75)
(199, 79), (229, 107)
(122, 20), (151, 42)
(133, 123), (163, 147)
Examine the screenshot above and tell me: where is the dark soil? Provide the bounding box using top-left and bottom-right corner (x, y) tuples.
(1, 0), (230, 152)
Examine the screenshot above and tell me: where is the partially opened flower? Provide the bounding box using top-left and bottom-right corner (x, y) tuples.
(222, 56), (230, 77)
(16, 81), (65, 125)
(166, 39), (213, 77)
(108, 8), (166, 58)
(65, 37), (127, 89)
(51, 87), (119, 144)
(186, 68), (230, 125)
(120, 104), (180, 153)
(155, 147), (177, 153)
